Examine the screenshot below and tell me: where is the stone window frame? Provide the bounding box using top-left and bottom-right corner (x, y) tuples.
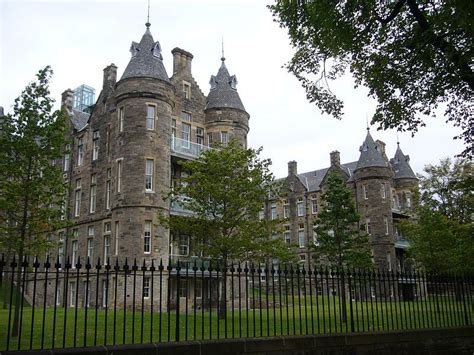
(74, 178), (81, 217)
(77, 136), (85, 167)
(220, 131), (228, 145)
(89, 174), (97, 214)
(196, 127), (204, 146)
(145, 158), (155, 193)
(118, 107), (124, 133)
(365, 218), (371, 235)
(116, 158), (123, 193)
(146, 103), (157, 131)
(311, 195), (318, 214)
(297, 197), (305, 217)
(384, 216), (389, 235)
(207, 132), (213, 146)
(380, 183), (386, 199)
(143, 277), (151, 299)
(71, 238), (78, 269)
(144, 220), (152, 254)
(64, 144), (71, 172)
(363, 185), (368, 200)
(270, 202), (277, 220)
(92, 130), (100, 161)
(105, 168), (111, 210)
(182, 81), (191, 99)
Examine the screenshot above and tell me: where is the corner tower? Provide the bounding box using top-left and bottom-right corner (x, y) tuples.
(353, 129), (395, 269)
(204, 56), (249, 147)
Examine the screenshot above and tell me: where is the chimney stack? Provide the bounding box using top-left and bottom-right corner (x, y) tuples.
(330, 151), (341, 167)
(375, 140), (388, 161)
(61, 89), (74, 114)
(172, 48), (193, 76)
(288, 160), (297, 176)
(103, 63), (117, 89)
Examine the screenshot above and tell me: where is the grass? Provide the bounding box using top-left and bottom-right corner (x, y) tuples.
(1, 294), (472, 351)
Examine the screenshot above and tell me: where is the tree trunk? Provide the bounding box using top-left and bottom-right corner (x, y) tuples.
(340, 273), (347, 323)
(11, 250), (23, 337)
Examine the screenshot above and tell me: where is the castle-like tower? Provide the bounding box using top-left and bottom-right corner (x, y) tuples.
(59, 23), (249, 268)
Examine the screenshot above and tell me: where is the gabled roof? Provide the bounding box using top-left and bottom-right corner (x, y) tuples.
(355, 130), (388, 170)
(120, 24), (169, 82)
(71, 109), (89, 131)
(391, 144), (417, 179)
(205, 58), (246, 112)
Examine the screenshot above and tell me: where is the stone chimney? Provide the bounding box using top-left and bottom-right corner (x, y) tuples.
(288, 160), (297, 176)
(172, 48), (193, 76)
(103, 63), (117, 89)
(61, 89), (74, 114)
(330, 151), (340, 167)
(375, 140), (388, 161)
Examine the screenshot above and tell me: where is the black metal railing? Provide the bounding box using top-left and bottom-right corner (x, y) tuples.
(0, 255), (472, 351)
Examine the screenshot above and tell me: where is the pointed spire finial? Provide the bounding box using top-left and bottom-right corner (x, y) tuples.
(145, 0), (151, 28)
(396, 132), (400, 147)
(221, 37), (225, 62)
(366, 113), (370, 131)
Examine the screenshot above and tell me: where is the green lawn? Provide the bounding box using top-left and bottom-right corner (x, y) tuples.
(1, 295), (472, 351)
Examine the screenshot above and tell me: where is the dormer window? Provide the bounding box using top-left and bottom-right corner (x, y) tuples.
(229, 75), (238, 90)
(152, 42), (162, 59)
(182, 81), (191, 99)
(130, 42), (140, 57)
(209, 75), (218, 90)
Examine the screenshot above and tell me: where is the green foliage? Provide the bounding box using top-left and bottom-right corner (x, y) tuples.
(313, 171), (372, 269)
(403, 158), (474, 273)
(269, 0), (474, 158)
(0, 66), (69, 256)
(160, 141), (295, 263)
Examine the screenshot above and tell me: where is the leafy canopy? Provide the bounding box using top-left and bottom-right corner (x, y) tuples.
(313, 171), (372, 269)
(161, 141), (294, 264)
(269, 0), (474, 158)
(0, 66), (69, 256)
(403, 158), (473, 273)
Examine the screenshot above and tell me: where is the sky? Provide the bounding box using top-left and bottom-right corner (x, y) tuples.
(0, 0), (465, 178)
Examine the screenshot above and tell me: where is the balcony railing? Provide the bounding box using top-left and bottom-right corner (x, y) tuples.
(171, 136), (211, 158)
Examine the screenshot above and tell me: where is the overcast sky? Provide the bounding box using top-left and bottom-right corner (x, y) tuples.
(0, 0), (464, 178)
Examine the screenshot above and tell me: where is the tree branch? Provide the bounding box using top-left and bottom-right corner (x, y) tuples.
(376, 0), (406, 25)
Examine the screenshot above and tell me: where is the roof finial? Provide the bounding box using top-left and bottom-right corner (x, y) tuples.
(366, 113), (370, 131)
(396, 132), (400, 147)
(221, 37), (225, 62)
(145, 0), (151, 28)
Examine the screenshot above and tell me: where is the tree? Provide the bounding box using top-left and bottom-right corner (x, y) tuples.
(0, 66), (69, 336)
(269, 1), (474, 158)
(403, 158), (473, 273)
(313, 171), (372, 269)
(160, 140), (294, 316)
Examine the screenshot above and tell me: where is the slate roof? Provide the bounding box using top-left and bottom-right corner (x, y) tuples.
(355, 130), (388, 170)
(391, 145), (417, 179)
(276, 161), (358, 192)
(205, 58), (246, 112)
(121, 24), (170, 82)
(71, 109), (89, 131)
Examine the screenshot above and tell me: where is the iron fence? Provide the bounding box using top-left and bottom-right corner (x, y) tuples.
(0, 255), (472, 351)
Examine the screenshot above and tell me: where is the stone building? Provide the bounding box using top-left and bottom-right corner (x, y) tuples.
(56, 22), (249, 308)
(267, 129), (418, 271)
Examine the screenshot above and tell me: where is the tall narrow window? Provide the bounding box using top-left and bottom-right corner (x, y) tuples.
(181, 111), (191, 121)
(363, 185), (368, 200)
(298, 229), (305, 248)
(70, 281), (77, 307)
(406, 192), (412, 208)
(381, 183), (386, 199)
(271, 203), (277, 220)
(182, 82), (191, 99)
(64, 144), (71, 172)
(297, 197), (305, 217)
(220, 131), (228, 145)
(384, 216), (389, 235)
(114, 221), (119, 255)
(284, 225), (291, 244)
(92, 130), (99, 161)
(118, 107), (124, 133)
(104, 235), (110, 261)
(106, 125), (111, 156)
(366, 218), (371, 235)
(144, 221), (152, 253)
(106, 168), (111, 210)
(77, 138), (84, 166)
(311, 196), (318, 214)
(143, 277), (151, 298)
(117, 159), (122, 193)
(102, 280), (109, 307)
(71, 239), (78, 268)
(182, 123), (191, 148)
(90, 174), (97, 213)
(146, 105), (155, 130)
(87, 226), (94, 262)
(283, 199), (289, 219)
(179, 235), (189, 255)
(207, 132), (213, 146)
(74, 179), (81, 217)
(196, 127), (204, 145)
(145, 159), (154, 192)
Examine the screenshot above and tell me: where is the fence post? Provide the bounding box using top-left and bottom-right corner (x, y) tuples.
(176, 260), (181, 342)
(347, 268), (355, 332)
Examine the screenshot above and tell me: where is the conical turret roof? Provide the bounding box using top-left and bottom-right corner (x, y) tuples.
(120, 24), (169, 82)
(391, 144), (417, 179)
(205, 58), (246, 112)
(355, 130), (388, 170)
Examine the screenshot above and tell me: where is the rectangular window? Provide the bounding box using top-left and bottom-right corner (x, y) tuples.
(297, 198), (304, 217)
(106, 169), (111, 210)
(146, 105), (155, 130)
(145, 159), (154, 192)
(182, 123), (191, 148)
(179, 279), (187, 298)
(143, 277), (150, 298)
(271, 203), (277, 220)
(118, 107), (124, 133)
(117, 159), (122, 193)
(71, 239), (78, 268)
(70, 281), (76, 307)
(207, 132), (213, 146)
(144, 220), (152, 253)
(384, 216), (389, 235)
(258, 209), (264, 221)
(83, 281), (90, 307)
(74, 179), (81, 217)
(181, 111), (191, 121)
(106, 125), (111, 156)
(386, 252), (392, 271)
(114, 221), (119, 255)
(220, 131), (228, 145)
(363, 185), (368, 200)
(104, 235), (110, 261)
(196, 127), (204, 145)
(381, 183), (386, 199)
(298, 230), (305, 248)
(102, 280), (109, 307)
(179, 234), (189, 256)
(406, 192), (412, 208)
(104, 222), (111, 234)
(90, 174), (97, 213)
(56, 282), (61, 306)
(87, 238), (94, 262)
(283, 205), (289, 219)
(77, 138), (84, 166)
(171, 119), (177, 139)
(92, 130), (99, 161)
(182, 82), (191, 99)
(366, 218), (371, 235)
(195, 279), (202, 298)
(64, 144), (71, 172)
(311, 197), (318, 214)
